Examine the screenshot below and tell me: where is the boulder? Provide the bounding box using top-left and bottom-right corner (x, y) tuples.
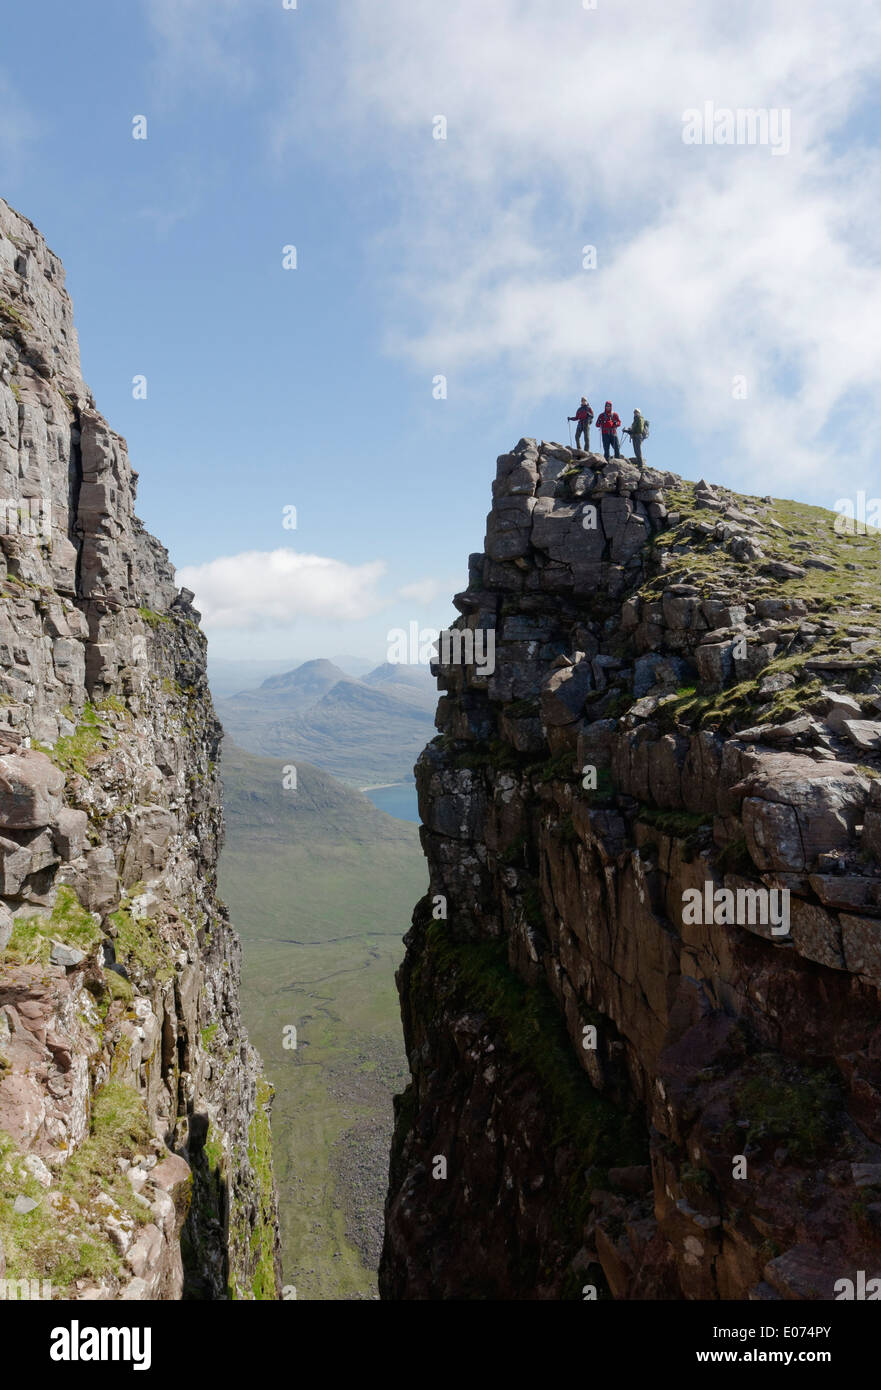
(763, 1245), (839, 1300)
(485, 495), (536, 561)
(814, 690), (861, 730)
(78, 846), (118, 913)
(0, 835), (36, 895)
(787, 898), (845, 970)
(121, 806), (175, 888)
(761, 561), (806, 581)
(811, 877), (881, 913)
(0, 751), (64, 830)
(734, 755), (870, 871)
(52, 808), (89, 861)
(540, 660), (593, 728)
(49, 941), (85, 968)
(841, 719), (881, 752)
(742, 797), (804, 872)
(150, 1153), (192, 1193)
(633, 654), (690, 699)
(695, 640), (734, 689)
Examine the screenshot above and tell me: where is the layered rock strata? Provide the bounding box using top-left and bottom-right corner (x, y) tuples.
(0, 198), (280, 1300)
(382, 436), (881, 1300)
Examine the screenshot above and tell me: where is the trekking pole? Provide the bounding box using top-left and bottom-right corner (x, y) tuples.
(567, 419), (572, 446)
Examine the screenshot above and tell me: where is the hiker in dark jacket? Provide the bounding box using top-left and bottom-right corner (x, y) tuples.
(568, 397), (593, 452)
(595, 401), (621, 460)
(624, 408), (648, 467)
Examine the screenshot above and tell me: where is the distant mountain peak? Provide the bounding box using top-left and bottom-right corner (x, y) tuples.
(364, 661), (435, 687)
(259, 658), (349, 691)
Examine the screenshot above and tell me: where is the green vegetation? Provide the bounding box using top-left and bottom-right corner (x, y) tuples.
(35, 701), (114, 776)
(582, 766), (615, 804)
(453, 737), (519, 772)
(451, 737), (580, 784)
(640, 480), (881, 732)
(734, 1053), (843, 1162)
(506, 696), (540, 718)
(203, 1122), (224, 1174)
(637, 807), (711, 838)
(0, 1082), (153, 1293)
(103, 968), (134, 1007)
(679, 1162), (714, 1205)
(96, 694), (128, 716)
(108, 902), (174, 983)
(414, 920), (646, 1162)
(0, 298), (31, 345)
(716, 833), (752, 876)
(220, 740), (426, 1300)
(246, 1078), (277, 1300)
(63, 1084), (154, 1213)
(137, 606), (172, 628)
(536, 747), (578, 784)
(410, 917), (645, 1292)
(4, 886), (102, 965)
(659, 667), (828, 735)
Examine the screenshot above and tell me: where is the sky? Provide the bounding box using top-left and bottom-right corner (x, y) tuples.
(2, 0), (880, 662)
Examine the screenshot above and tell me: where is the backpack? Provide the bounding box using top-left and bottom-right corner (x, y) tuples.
(642, 419), (650, 438)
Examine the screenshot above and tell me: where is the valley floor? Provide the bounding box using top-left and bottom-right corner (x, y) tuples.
(219, 762), (425, 1299)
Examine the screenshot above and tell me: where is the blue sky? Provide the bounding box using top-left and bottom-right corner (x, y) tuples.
(2, 0), (880, 661)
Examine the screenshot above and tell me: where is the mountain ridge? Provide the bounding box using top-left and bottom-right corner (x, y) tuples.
(381, 435), (881, 1301)
(218, 660), (436, 786)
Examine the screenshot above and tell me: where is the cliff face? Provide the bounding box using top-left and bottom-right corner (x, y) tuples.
(0, 199), (280, 1299)
(382, 436), (881, 1300)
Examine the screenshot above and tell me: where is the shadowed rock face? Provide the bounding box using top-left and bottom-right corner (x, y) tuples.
(381, 437), (881, 1301)
(0, 199), (280, 1300)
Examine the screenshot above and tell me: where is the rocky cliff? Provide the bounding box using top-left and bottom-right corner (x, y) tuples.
(0, 199), (280, 1300)
(381, 436), (881, 1300)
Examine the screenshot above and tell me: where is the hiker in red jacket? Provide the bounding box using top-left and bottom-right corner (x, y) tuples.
(595, 401), (621, 460)
(567, 397), (594, 452)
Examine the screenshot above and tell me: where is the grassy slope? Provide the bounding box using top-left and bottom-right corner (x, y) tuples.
(219, 741), (426, 1300)
(639, 482), (881, 731)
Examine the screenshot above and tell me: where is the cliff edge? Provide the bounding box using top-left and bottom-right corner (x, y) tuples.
(0, 199), (281, 1299)
(382, 435), (881, 1300)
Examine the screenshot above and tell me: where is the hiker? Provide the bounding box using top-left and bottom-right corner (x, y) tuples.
(595, 401), (621, 460)
(568, 397), (593, 452)
(623, 408), (649, 467)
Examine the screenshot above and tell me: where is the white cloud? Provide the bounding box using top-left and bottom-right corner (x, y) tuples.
(143, 0), (256, 98)
(177, 548), (388, 629)
(294, 0), (881, 497)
